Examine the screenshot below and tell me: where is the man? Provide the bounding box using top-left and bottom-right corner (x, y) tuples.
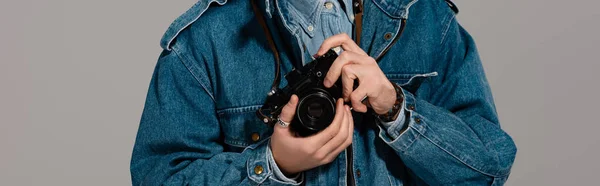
(130, 0), (517, 185)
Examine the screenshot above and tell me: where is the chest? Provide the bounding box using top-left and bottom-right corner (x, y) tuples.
(193, 0), (451, 152)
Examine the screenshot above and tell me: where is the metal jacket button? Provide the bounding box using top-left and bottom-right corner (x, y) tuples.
(254, 165), (264, 175)
(325, 2), (334, 9)
(251, 133), (260, 142)
(408, 105), (415, 110)
(384, 32), (393, 40)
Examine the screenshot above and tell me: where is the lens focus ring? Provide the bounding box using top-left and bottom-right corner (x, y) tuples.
(296, 91), (336, 132)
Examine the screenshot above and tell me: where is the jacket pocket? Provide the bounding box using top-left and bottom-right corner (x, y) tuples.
(217, 105), (273, 152)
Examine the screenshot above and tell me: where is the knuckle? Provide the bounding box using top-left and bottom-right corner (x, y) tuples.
(367, 57), (376, 64)
(339, 52), (349, 60)
(350, 92), (360, 101)
(342, 33), (350, 40)
(345, 135), (353, 145)
(340, 130), (349, 140)
(343, 92), (351, 99)
(314, 152), (327, 161)
(342, 65), (352, 74)
(324, 156), (334, 164)
(345, 87), (353, 94)
(329, 131), (338, 140)
(302, 145), (315, 155)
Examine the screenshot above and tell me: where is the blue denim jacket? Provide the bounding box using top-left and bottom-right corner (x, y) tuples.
(130, 0), (517, 185)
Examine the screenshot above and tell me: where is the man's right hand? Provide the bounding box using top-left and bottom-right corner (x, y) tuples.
(270, 95), (354, 176)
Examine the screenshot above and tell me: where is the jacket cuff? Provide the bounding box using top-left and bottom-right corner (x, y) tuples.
(376, 86), (408, 139)
(246, 138), (272, 184)
(377, 88), (427, 152)
(246, 138), (303, 185)
(266, 142), (303, 185)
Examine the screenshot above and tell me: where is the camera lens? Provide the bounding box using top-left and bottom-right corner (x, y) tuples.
(307, 102), (324, 119)
(295, 91), (336, 134)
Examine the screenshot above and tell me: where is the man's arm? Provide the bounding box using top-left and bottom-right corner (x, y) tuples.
(378, 21), (517, 185)
(130, 49), (300, 186)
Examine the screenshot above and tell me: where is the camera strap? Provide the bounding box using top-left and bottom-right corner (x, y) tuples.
(250, 0), (281, 97)
(249, 0), (365, 91)
(251, 0), (405, 124)
(353, 0), (363, 46)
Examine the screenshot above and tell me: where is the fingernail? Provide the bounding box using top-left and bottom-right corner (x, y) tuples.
(313, 54), (319, 58)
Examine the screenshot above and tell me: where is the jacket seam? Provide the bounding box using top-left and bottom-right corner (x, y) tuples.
(171, 48), (216, 102)
(401, 125), (421, 150)
(217, 105), (263, 115)
(163, 0), (228, 50)
(439, 12), (455, 45)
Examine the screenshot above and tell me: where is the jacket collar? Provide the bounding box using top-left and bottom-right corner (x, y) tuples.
(263, 0), (418, 19)
(160, 0), (227, 50)
(371, 0), (419, 19)
(160, 0), (418, 50)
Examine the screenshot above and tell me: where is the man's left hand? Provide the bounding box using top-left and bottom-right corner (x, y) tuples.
(316, 33), (396, 115)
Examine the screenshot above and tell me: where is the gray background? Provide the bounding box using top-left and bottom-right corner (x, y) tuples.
(1, 0), (598, 185)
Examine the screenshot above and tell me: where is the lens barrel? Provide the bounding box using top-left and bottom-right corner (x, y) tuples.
(293, 91), (336, 137)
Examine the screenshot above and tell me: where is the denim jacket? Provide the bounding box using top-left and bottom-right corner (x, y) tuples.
(130, 0), (517, 185)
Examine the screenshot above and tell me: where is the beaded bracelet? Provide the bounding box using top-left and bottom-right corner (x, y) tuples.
(376, 83), (404, 122)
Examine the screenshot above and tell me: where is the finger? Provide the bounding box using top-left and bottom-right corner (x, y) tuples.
(308, 98), (346, 147)
(316, 33), (367, 56)
(324, 105), (354, 162)
(341, 64), (359, 102)
(274, 95), (299, 135)
(350, 85), (369, 113)
(279, 95), (299, 122)
(317, 104), (350, 159)
(323, 51), (362, 88)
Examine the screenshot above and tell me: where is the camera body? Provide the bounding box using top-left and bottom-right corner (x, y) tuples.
(259, 50), (342, 137)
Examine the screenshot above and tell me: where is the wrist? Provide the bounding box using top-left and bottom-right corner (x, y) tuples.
(376, 82), (404, 122)
(268, 142), (303, 183)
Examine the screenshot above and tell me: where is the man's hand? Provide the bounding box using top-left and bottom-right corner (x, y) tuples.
(316, 33), (397, 115)
(270, 95), (353, 176)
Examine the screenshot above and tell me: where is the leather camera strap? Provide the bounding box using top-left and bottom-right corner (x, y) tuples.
(251, 0), (282, 94)
(250, 0), (364, 90)
(353, 0), (363, 46)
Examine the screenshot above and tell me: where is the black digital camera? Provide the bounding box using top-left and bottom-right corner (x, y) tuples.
(257, 50), (343, 137)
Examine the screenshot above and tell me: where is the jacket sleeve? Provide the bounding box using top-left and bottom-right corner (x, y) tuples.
(377, 21), (517, 185)
(130, 49), (300, 186)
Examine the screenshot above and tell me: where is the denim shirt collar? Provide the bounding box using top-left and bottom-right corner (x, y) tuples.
(268, 0), (321, 37)
(265, 0), (355, 35)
